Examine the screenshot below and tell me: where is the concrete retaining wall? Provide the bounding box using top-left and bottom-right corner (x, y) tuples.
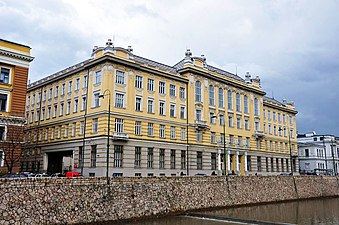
(0, 176), (338, 224)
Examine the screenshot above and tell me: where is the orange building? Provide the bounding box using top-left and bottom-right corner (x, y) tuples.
(0, 39), (34, 174)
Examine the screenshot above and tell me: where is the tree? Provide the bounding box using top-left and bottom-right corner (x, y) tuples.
(0, 117), (25, 174)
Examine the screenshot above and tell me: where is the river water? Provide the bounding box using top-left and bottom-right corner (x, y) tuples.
(121, 197), (339, 225)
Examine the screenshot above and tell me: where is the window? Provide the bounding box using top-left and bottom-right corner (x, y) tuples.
(236, 93), (241, 112)
(170, 104), (176, 117)
(273, 112), (276, 121)
(254, 98), (259, 116)
(180, 105), (185, 119)
(82, 96), (87, 111)
(58, 126), (62, 138)
(179, 87), (185, 99)
(51, 127), (55, 139)
(90, 145), (97, 167)
(60, 103), (64, 116)
(148, 123), (154, 136)
(78, 146), (84, 167)
(115, 93), (124, 108)
(72, 122), (76, 137)
(135, 97), (142, 111)
(53, 105), (57, 118)
(159, 81), (166, 94)
(211, 153), (217, 170)
(170, 84), (176, 97)
(181, 128), (186, 141)
(227, 90), (232, 109)
(159, 101), (165, 115)
(219, 114), (225, 126)
(135, 75), (143, 89)
(65, 124), (69, 138)
(209, 85), (214, 105)
(218, 88), (224, 107)
(41, 108), (45, 120)
(37, 92), (41, 103)
(135, 121), (142, 135)
(228, 115), (233, 127)
(66, 101), (71, 114)
(61, 83), (65, 95)
(257, 156), (261, 172)
(135, 147), (141, 168)
(246, 137), (250, 147)
(114, 145), (123, 168)
(211, 132), (216, 143)
(196, 109), (202, 121)
(95, 70), (102, 84)
(116, 70), (125, 84)
(0, 94), (7, 111)
(48, 88), (52, 100)
(236, 117), (241, 129)
(93, 118), (98, 133)
(147, 99), (154, 113)
(115, 118), (124, 133)
(244, 119), (249, 130)
(244, 95), (248, 113)
(47, 106), (51, 119)
(83, 75), (88, 88)
(159, 149), (165, 169)
(0, 67), (10, 84)
(75, 78), (80, 90)
(210, 112), (216, 124)
(74, 99), (79, 113)
(68, 81), (72, 93)
(170, 126), (176, 139)
(255, 121), (260, 131)
(0, 127), (5, 141)
(159, 124), (165, 138)
(54, 86), (59, 98)
(278, 113), (281, 122)
(170, 150), (176, 169)
(80, 121), (85, 135)
(195, 81), (202, 102)
(0, 150), (3, 167)
(197, 130), (202, 142)
(181, 150), (186, 170)
(93, 92), (100, 107)
(45, 128), (49, 140)
(147, 147), (153, 168)
(147, 78), (154, 91)
(197, 151), (203, 170)
(32, 94), (35, 105)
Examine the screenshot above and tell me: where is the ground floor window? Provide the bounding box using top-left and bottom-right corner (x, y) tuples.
(147, 147), (153, 169)
(114, 145), (123, 168)
(247, 156), (251, 171)
(197, 151), (202, 170)
(181, 150), (186, 170)
(170, 150), (176, 169)
(257, 156), (261, 172)
(211, 153), (216, 170)
(90, 145), (97, 168)
(134, 147), (141, 168)
(159, 149), (165, 169)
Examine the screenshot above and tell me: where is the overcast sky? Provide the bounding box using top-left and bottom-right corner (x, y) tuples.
(1, 0), (339, 136)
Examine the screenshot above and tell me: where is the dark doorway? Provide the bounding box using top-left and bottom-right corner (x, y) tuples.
(47, 151), (73, 174)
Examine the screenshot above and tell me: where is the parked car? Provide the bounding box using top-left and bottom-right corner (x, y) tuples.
(65, 172), (81, 177)
(51, 173), (64, 178)
(1, 174), (28, 178)
(34, 173), (50, 178)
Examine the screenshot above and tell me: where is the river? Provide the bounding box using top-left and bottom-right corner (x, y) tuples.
(120, 197), (339, 225)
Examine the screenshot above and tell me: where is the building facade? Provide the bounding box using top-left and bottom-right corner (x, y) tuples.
(298, 132), (339, 175)
(0, 39), (34, 174)
(24, 40), (297, 177)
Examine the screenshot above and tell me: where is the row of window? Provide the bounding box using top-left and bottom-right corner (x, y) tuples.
(257, 156), (294, 173)
(263, 124), (295, 138)
(202, 111), (256, 130)
(263, 109), (294, 125)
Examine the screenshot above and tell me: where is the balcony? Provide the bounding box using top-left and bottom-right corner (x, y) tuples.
(112, 132), (129, 141)
(194, 120), (210, 130)
(253, 130), (265, 138)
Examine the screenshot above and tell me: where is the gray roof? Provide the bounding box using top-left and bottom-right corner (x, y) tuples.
(134, 55), (177, 73)
(263, 96), (285, 106)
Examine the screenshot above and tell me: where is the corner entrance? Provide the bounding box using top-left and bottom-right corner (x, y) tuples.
(47, 151), (73, 174)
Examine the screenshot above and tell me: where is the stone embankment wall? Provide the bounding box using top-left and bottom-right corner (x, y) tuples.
(1, 176), (338, 224)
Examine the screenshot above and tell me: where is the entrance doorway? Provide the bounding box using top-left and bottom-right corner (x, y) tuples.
(47, 151), (73, 174)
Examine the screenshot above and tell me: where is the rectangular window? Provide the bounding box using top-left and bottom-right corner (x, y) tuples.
(211, 132), (216, 143)
(83, 75), (88, 88)
(80, 121), (85, 135)
(51, 127), (55, 139)
(47, 106), (51, 119)
(254, 98), (259, 116)
(53, 105), (57, 118)
(170, 126), (176, 139)
(170, 84), (176, 97)
(159, 101), (165, 115)
(181, 128), (186, 141)
(244, 95), (248, 113)
(135, 121), (142, 135)
(147, 147), (153, 169)
(210, 112), (216, 124)
(147, 99), (154, 113)
(58, 125), (62, 138)
(90, 145), (97, 168)
(236, 117), (241, 129)
(179, 87), (185, 99)
(93, 92), (100, 107)
(159, 81), (166, 94)
(159, 149), (165, 169)
(115, 118), (124, 133)
(159, 124), (165, 138)
(218, 88), (224, 108)
(55, 85), (59, 97)
(0, 94), (9, 111)
(65, 124), (69, 137)
(228, 115), (233, 127)
(211, 153), (217, 170)
(209, 85), (215, 105)
(66, 101), (71, 114)
(61, 84), (66, 95)
(59, 103), (64, 116)
(135, 97), (142, 111)
(181, 150), (186, 169)
(180, 105), (185, 119)
(197, 130), (202, 142)
(228, 91), (232, 109)
(0, 67), (10, 84)
(135, 147), (141, 168)
(41, 108), (45, 120)
(114, 145), (123, 168)
(170, 150), (176, 169)
(75, 78), (80, 90)
(147, 78), (154, 91)
(74, 99), (79, 113)
(49, 88), (52, 99)
(236, 93), (241, 112)
(197, 151), (203, 170)
(148, 123), (154, 136)
(78, 146), (84, 167)
(95, 70), (102, 84)
(115, 93), (124, 108)
(247, 156), (251, 171)
(82, 96), (87, 111)
(92, 118), (98, 133)
(135, 75), (143, 89)
(116, 70), (125, 84)
(257, 156), (261, 172)
(245, 119), (249, 130)
(72, 122), (76, 137)
(68, 80), (72, 93)
(170, 104), (176, 117)
(196, 109), (202, 121)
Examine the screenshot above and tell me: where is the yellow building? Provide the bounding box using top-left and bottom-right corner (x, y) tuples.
(24, 39), (297, 176)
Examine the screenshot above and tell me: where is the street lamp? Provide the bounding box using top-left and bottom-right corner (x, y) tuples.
(99, 89), (111, 184)
(212, 114), (227, 176)
(279, 127), (293, 175)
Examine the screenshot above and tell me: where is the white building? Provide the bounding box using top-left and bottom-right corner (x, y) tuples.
(298, 132), (339, 175)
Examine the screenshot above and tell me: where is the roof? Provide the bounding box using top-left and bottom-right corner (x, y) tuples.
(134, 55), (177, 73)
(263, 96), (285, 106)
(0, 38), (31, 49)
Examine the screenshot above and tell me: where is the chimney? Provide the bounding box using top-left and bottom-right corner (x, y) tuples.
(245, 72), (251, 84)
(127, 46), (133, 53)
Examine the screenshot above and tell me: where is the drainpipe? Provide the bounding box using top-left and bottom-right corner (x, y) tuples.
(81, 69), (90, 176)
(186, 80), (189, 176)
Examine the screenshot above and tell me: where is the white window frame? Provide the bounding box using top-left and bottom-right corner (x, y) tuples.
(116, 70), (125, 85)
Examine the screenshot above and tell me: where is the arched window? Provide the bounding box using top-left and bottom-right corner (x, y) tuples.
(244, 95), (248, 113)
(218, 88), (224, 107)
(227, 90), (232, 110)
(195, 81), (202, 102)
(236, 93), (241, 112)
(209, 85), (214, 105)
